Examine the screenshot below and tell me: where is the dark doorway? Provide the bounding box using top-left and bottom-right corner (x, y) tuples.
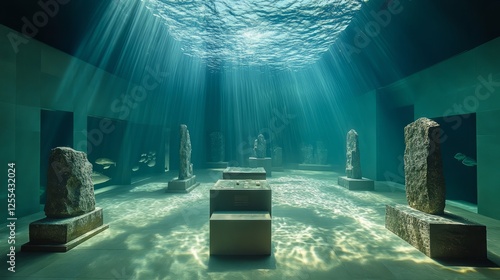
(433, 114), (477, 205)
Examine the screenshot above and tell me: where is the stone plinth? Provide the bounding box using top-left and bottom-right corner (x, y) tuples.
(210, 179), (271, 215)
(205, 162), (228, 169)
(297, 163), (333, 171)
(385, 204), (487, 260)
(338, 176), (374, 191)
(223, 167), (266, 180)
(166, 175), (199, 193)
(210, 211), (271, 255)
(248, 157), (272, 177)
(209, 179), (272, 256)
(21, 208), (108, 252)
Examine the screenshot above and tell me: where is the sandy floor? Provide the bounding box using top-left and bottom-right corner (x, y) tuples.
(1, 169), (499, 279)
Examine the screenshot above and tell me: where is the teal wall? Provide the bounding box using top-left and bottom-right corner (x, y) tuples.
(374, 37), (500, 220)
(0, 25), (155, 220)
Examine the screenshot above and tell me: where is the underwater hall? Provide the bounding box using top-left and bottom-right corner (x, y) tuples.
(1, 0), (500, 279)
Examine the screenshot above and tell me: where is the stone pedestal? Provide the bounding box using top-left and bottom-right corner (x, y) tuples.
(210, 179), (272, 256)
(21, 208), (108, 252)
(205, 162), (228, 169)
(297, 163), (333, 172)
(210, 211), (271, 255)
(338, 176), (374, 191)
(385, 204), (487, 260)
(210, 179), (271, 215)
(248, 157), (272, 177)
(166, 175), (200, 193)
(222, 167), (266, 180)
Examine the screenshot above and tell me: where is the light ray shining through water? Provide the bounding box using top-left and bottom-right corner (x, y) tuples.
(142, 0), (366, 70)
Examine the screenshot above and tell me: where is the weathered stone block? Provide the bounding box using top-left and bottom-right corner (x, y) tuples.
(179, 124), (193, 180)
(346, 129), (362, 179)
(45, 147), (95, 218)
(338, 176), (374, 190)
(404, 118), (446, 214)
(210, 211), (271, 255)
(210, 179), (271, 215)
(385, 204), (487, 260)
(166, 175), (199, 193)
(222, 167), (266, 180)
(248, 157), (272, 177)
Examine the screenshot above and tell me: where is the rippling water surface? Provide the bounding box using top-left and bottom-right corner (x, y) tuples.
(142, 0), (365, 70)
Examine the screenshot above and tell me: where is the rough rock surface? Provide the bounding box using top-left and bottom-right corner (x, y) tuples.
(346, 129), (362, 179)
(404, 118), (446, 215)
(179, 124), (193, 179)
(45, 147), (95, 218)
(253, 134), (267, 158)
(209, 131), (225, 162)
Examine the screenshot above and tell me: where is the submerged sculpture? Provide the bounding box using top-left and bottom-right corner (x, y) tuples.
(249, 133), (272, 176)
(346, 129), (362, 179)
(167, 124), (199, 192)
(253, 134), (267, 158)
(385, 118), (486, 260)
(179, 124), (193, 180)
(404, 117), (446, 214)
(338, 129), (373, 190)
(22, 147), (108, 252)
(45, 147), (95, 218)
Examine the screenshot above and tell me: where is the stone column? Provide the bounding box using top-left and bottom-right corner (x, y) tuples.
(346, 129), (362, 179)
(179, 124), (193, 180)
(404, 117), (446, 214)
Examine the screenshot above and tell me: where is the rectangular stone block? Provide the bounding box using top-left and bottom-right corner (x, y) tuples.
(210, 179), (271, 216)
(166, 175), (200, 193)
(297, 163), (333, 171)
(338, 176), (374, 190)
(385, 204), (487, 260)
(222, 167), (266, 180)
(28, 207), (104, 244)
(210, 211), (271, 255)
(205, 162), (228, 169)
(248, 157), (272, 177)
